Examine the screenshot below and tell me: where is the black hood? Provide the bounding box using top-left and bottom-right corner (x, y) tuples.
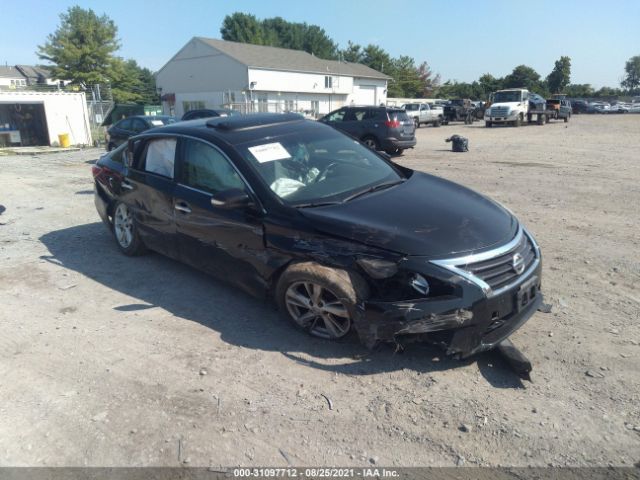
(299, 172), (518, 257)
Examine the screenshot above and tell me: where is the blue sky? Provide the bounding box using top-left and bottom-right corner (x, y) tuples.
(1, 0), (638, 88)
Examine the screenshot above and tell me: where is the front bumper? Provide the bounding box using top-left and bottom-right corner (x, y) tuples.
(353, 257), (542, 359)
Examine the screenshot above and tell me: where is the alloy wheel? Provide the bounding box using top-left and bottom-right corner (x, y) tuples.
(363, 138), (376, 149)
(114, 203), (134, 249)
(284, 281), (351, 339)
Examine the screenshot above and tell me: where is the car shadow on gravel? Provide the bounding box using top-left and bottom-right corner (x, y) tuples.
(39, 222), (525, 388)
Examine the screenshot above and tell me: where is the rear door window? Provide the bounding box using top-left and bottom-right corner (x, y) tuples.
(325, 109), (346, 122)
(131, 119), (147, 133)
(144, 138), (177, 179)
(352, 108), (369, 121)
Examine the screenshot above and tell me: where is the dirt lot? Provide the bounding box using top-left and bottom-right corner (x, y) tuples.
(0, 115), (639, 468)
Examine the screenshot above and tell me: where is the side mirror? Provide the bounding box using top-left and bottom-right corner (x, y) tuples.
(211, 189), (251, 210)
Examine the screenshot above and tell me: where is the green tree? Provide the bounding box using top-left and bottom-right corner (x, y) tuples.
(594, 86), (623, 97)
(37, 6), (119, 86)
(110, 58), (159, 104)
(478, 73), (503, 98)
(503, 65), (542, 92)
(621, 55), (640, 94)
(417, 62), (440, 97)
(220, 12), (264, 45)
(546, 56), (571, 93)
(391, 56), (423, 97)
(341, 41), (363, 63)
(300, 24), (337, 59)
(565, 83), (594, 98)
(220, 13), (338, 59)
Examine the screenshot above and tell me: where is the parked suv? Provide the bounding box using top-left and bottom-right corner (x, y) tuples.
(319, 106), (416, 155)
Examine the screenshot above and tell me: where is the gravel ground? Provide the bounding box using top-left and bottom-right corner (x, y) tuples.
(0, 114), (638, 468)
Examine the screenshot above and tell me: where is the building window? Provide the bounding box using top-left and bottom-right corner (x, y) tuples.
(284, 99), (295, 112)
(311, 100), (319, 115)
(182, 101), (206, 113)
(324, 76), (333, 89)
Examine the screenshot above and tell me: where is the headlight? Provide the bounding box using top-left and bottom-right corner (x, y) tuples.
(357, 257), (398, 279)
(410, 274), (430, 296)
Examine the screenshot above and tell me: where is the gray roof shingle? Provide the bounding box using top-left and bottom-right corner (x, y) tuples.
(0, 66), (26, 79)
(15, 65), (51, 80)
(196, 37), (390, 80)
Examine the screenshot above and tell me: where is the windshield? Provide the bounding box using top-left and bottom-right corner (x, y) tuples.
(238, 127), (403, 206)
(403, 104), (420, 111)
(493, 91), (523, 103)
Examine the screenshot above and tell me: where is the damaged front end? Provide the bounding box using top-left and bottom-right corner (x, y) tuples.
(353, 226), (543, 359)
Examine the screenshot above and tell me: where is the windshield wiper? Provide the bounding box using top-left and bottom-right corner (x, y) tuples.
(341, 179), (406, 203)
(295, 201), (342, 208)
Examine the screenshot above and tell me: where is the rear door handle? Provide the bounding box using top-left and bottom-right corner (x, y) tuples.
(175, 202), (192, 214)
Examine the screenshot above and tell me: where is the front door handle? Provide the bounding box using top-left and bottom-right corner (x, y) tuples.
(175, 202), (192, 214)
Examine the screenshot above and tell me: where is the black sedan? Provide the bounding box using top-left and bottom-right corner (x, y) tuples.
(106, 115), (176, 151)
(92, 113), (542, 358)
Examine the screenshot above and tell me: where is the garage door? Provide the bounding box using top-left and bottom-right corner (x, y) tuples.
(353, 85), (376, 106)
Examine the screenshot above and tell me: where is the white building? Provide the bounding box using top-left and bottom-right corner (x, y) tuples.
(0, 66), (28, 89)
(0, 91), (92, 147)
(155, 37), (390, 118)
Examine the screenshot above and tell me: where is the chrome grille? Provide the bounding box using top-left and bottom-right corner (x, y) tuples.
(463, 234), (535, 291)
(491, 106), (509, 117)
(431, 228), (540, 297)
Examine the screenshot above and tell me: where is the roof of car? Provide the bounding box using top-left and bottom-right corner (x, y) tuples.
(148, 113), (314, 144)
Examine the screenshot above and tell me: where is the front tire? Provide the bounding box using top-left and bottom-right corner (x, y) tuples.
(485, 121), (492, 128)
(112, 202), (147, 256)
(276, 262), (369, 340)
(514, 114), (522, 127)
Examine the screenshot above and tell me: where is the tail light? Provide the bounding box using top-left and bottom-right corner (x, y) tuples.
(91, 165), (103, 178)
(385, 119), (401, 128)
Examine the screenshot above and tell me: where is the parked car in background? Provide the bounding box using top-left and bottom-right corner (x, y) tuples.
(629, 103), (640, 113)
(545, 97), (572, 122)
(443, 99), (476, 125)
(92, 113), (542, 358)
(592, 103), (611, 114)
(609, 103), (630, 114)
(319, 106), (416, 155)
(106, 115), (176, 151)
(401, 103), (443, 128)
(571, 99), (589, 114)
(181, 109), (240, 121)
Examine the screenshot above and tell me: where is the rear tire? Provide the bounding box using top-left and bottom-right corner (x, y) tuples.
(564, 116), (569, 123)
(434, 118), (441, 127)
(276, 262), (369, 340)
(112, 202), (147, 256)
(361, 136), (379, 151)
(485, 121), (492, 128)
(414, 118), (420, 128)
